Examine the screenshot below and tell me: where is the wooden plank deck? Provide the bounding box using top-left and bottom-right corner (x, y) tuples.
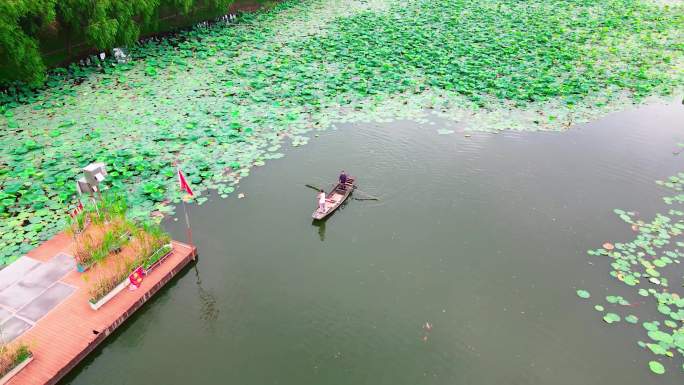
(6, 233), (196, 385)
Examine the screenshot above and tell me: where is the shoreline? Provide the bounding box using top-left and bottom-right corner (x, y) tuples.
(38, 0), (276, 71)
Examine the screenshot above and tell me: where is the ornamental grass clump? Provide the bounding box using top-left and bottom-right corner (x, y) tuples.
(143, 244), (173, 270)
(0, 342), (32, 378)
(86, 221), (171, 304)
(71, 194), (136, 269)
(93, 193), (129, 224)
(72, 217), (133, 268)
(137, 222), (171, 259)
(73, 233), (103, 268)
(88, 263), (131, 304)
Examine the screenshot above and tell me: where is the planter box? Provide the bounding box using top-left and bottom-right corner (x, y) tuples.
(89, 242), (171, 310)
(144, 244), (173, 274)
(0, 354), (33, 385)
(89, 278), (129, 311)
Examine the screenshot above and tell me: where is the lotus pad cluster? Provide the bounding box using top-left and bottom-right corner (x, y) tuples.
(580, 172), (684, 375)
(1, 0), (683, 265)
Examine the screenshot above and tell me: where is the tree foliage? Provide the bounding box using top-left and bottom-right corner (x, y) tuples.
(56, 0), (161, 50)
(0, 0), (56, 85)
(0, 0), (235, 85)
(162, 0), (195, 14)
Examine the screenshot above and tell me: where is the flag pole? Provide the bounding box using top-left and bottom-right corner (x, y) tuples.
(177, 167), (196, 258)
(181, 196), (194, 248)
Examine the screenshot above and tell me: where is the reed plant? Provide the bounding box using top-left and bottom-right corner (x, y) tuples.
(74, 233), (100, 267)
(87, 222), (171, 303)
(93, 193), (128, 224)
(81, 193), (172, 303)
(88, 263), (130, 304)
(143, 244), (173, 270)
(0, 342), (32, 378)
(72, 196), (135, 269)
(141, 222), (171, 252)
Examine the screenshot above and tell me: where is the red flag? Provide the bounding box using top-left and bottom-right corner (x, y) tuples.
(178, 168), (194, 197)
(69, 201), (83, 218)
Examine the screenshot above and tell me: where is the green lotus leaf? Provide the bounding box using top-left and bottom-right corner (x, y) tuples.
(648, 330), (673, 345)
(647, 343), (668, 355)
(648, 361), (665, 375)
(658, 304), (672, 315)
(643, 322), (659, 331)
(664, 320), (677, 328)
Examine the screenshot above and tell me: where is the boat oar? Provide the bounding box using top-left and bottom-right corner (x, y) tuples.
(307, 183), (381, 201)
(353, 187), (381, 200)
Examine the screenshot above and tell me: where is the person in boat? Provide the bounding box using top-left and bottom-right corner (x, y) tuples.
(339, 170), (348, 185)
(338, 170), (350, 191)
(317, 189), (326, 213)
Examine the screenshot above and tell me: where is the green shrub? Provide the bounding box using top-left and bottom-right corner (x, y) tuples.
(0, 0), (56, 85)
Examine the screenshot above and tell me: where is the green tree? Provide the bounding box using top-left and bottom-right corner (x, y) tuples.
(156, 0), (235, 22)
(56, 0), (161, 53)
(162, 0), (195, 15)
(0, 0), (56, 85)
(0, 0), (237, 85)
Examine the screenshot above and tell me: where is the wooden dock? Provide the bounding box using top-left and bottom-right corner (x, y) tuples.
(5, 232), (196, 385)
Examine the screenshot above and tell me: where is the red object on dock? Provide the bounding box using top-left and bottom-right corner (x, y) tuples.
(7, 233), (196, 385)
(129, 266), (144, 288)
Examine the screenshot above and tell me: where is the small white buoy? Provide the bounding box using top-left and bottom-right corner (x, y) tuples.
(238, 193), (245, 199)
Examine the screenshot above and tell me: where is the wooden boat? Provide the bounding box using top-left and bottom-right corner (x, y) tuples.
(312, 177), (355, 220)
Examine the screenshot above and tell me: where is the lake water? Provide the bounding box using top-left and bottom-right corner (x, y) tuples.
(62, 102), (684, 384)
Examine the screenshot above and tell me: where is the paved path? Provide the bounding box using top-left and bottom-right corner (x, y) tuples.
(3, 232), (196, 385)
(0, 252), (76, 344)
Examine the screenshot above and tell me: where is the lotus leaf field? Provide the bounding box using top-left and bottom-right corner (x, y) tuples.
(0, 0), (683, 268)
(576, 170), (684, 375)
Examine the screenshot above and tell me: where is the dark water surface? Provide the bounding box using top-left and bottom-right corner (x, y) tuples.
(63, 103), (684, 385)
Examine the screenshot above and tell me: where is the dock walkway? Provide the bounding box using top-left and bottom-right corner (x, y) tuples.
(3, 232), (196, 385)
